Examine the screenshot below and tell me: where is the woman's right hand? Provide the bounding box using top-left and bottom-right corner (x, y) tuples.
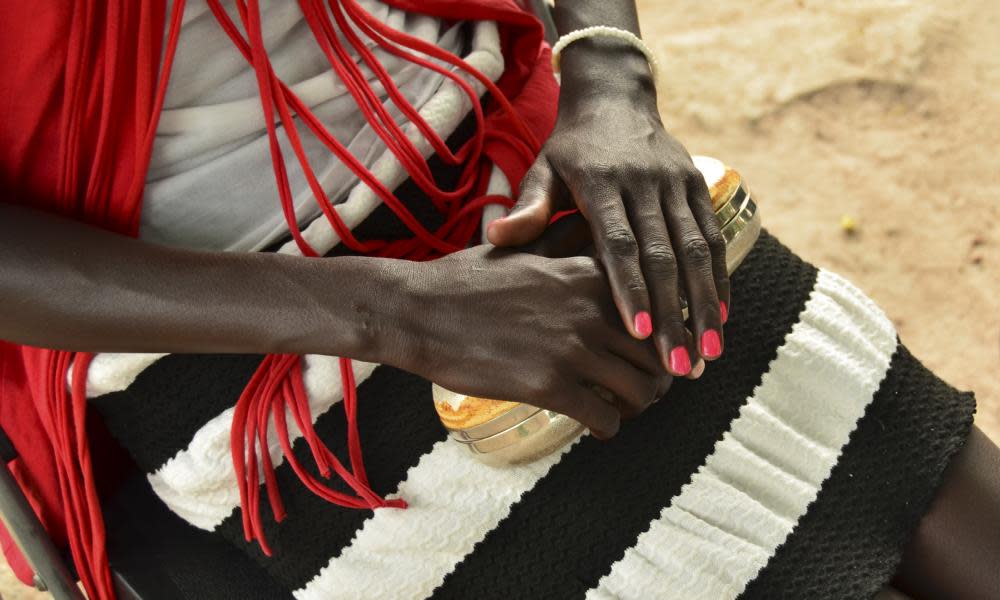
(387, 245), (671, 438)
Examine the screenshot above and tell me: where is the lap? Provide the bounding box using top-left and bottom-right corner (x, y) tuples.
(96, 231), (977, 598)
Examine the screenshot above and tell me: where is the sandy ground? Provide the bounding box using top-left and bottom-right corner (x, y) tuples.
(635, 0), (999, 442)
(2, 0), (997, 597)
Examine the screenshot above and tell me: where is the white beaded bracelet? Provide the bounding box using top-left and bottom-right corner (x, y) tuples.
(550, 25), (659, 80)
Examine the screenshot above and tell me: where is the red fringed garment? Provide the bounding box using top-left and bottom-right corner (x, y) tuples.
(0, 1), (557, 598)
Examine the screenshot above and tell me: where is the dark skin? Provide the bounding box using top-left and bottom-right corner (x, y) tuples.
(1, 0), (998, 596)
(490, 0), (728, 377)
(0, 203), (664, 439)
(894, 427), (1000, 599)
(0, 1), (709, 442)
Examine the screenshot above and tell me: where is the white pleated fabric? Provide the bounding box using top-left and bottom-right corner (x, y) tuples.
(585, 269), (897, 600)
(69, 352), (166, 398)
(294, 436), (583, 600)
(147, 356), (378, 530)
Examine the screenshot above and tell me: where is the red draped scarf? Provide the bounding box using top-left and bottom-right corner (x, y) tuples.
(0, 1), (557, 597)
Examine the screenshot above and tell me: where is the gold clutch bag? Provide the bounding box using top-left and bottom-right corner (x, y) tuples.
(432, 156), (761, 466)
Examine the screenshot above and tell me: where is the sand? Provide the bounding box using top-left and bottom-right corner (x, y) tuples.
(1, 1), (997, 596)
(636, 0), (999, 442)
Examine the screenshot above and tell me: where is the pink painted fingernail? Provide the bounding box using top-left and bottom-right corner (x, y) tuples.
(669, 347), (692, 375)
(720, 301), (729, 325)
(634, 312), (653, 338)
(701, 329), (722, 359)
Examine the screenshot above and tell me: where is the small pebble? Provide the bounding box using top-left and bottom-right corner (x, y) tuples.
(840, 214), (858, 235)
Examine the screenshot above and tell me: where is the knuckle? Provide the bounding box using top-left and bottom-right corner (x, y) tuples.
(519, 162), (547, 190)
(681, 237), (712, 262)
(643, 242), (678, 275)
(636, 165), (662, 184)
(627, 378), (658, 411)
(704, 229), (726, 253)
(582, 162), (618, 185)
(586, 162), (654, 188)
(529, 373), (561, 399)
(566, 332), (592, 358)
(565, 255), (598, 271)
(625, 278), (647, 292)
(603, 227), (639, 258)
(684, 167), (706, 187)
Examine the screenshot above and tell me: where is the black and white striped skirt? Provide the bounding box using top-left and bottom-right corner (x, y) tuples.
(91, 230), (975, 599)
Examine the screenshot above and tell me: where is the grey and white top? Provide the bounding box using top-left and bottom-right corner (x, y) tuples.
(142, 0), (496, 253)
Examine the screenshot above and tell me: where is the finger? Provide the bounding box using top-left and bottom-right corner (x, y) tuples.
(626, 187), (693, 376)
(583, 186), (653, 340)
(686, 358), (705, 380)
(655, 374), (673, 400)
(561, 383), (621, 439)
(687, 175), (731, 324)
(585, 352), (658, 420)
(487, 158), (565, 247)
(605, 327), (665, 377)
(519, 212), (591, 258)
(664, 183), (724, 362)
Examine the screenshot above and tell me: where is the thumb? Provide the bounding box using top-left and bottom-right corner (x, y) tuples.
(487, 158), (560, 247)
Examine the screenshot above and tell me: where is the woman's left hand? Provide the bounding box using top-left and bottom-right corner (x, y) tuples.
(488, 41), (729, 377)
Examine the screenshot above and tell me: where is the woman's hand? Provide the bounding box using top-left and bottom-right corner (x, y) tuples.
(386, 245), (671, 438)
(488, 34), (729, 378)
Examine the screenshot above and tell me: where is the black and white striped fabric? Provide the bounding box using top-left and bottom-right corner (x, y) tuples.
(89, 230), (975, 599)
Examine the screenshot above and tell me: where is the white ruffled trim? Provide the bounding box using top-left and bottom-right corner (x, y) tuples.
(148, 356), (378, 530)
(586, 269), (897, 600)
(294, 436), (582, 600)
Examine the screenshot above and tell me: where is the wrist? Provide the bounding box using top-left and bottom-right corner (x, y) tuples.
(270, 255), (412, 364)
(558, 37), (658, 112)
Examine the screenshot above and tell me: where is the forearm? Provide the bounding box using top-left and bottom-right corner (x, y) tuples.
(0, 203), (407, 360)
(552, 0), (657, 111)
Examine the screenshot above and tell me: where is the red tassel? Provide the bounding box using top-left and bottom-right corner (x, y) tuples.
(28, 0), (541, 590)
(208, 2), (530, 556)
(207, 0), (535, 260)
(30, 1), (187, 597)
(231, 355), (406, 555)
(29, 351), (115, 599)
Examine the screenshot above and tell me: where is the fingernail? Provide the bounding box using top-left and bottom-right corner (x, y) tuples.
(634, 312), (653, 338)
(689, 359), (706, 379)
(701, 329), (722, 359)
(669, 347), (692, 375)
(720, 301), (729, 325)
